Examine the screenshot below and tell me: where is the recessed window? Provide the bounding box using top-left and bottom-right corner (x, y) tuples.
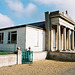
(34, 30), (39, 47)
(0, 33), (4, 44)
(8, 31), (17, 44)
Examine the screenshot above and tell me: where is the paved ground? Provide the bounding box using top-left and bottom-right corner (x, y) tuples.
(0, 60), (75, 75)
(57, 66), (75, 75)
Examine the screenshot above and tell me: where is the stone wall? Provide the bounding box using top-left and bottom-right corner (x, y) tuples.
(48, 52), (75, 61)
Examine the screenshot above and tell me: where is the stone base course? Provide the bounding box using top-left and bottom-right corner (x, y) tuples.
(48, 52), (75, 61)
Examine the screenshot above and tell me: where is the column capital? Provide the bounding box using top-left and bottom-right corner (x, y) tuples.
(57, 24), (60, 26)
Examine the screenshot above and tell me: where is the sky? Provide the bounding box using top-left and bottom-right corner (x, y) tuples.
(0, 0), (75, 28)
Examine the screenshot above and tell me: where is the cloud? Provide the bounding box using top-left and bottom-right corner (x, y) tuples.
(34, 0), (75, 21)
(0, 13), (14, 29)
(5, 0), (37, 18)
(34, 0), (61, 4)
(25, 3), (37, 17)
(5, 0), (24, 13)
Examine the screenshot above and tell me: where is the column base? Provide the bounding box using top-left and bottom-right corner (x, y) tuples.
(67, 49), (71, 51)
(71, 49), (74, 51)
(56, 50), (60, 52)
(62, 50), (66, 51)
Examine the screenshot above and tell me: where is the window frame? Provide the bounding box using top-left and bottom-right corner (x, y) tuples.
(0, 32), (4, 44)
(8, 31), (17, 44)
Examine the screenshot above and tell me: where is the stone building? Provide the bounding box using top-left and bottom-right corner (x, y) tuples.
(45, 10), (75, 51)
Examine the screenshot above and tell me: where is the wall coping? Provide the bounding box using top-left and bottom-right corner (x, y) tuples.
(50, 51), (75, 54)
(0, 54), (16, 56)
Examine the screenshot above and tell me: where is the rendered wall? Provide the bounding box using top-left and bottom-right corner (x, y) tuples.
(0, 54), (17, 67)
(0, 27), (26, 51)
(33, 51), (47, 61)
(0, 50), (22, 67)
(26, 26), (45, 51)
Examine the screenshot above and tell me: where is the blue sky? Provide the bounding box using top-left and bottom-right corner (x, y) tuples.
(0, 0), (75, 28)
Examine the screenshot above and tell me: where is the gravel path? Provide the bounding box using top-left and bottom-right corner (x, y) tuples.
(0, 60), (75, 75)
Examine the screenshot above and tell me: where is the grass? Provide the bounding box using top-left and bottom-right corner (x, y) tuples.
(0, 51), (17, 55)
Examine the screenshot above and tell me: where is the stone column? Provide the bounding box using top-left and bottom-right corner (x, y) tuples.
(68, 29), (71, 50)
(74, 31), (75, 49)
(55, 30), (57, 50)
(66, 29), (68, 50)
(63, 27), (66, 51)
(71, 30), (74, 50)
(57, 25), (61, 51)
(61, 28), (63, 50)
(51, 28), (54, 51)
(45, 12), (50, 51)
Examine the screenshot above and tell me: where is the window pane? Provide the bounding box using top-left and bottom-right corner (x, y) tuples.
(8, 32), (10, 40)
(1, 40), (3, 43)
(11, 34), (17, 43)
(0, 33), (4, 44)
(8, 40), (10, 43)
(2, 33), (4, 40)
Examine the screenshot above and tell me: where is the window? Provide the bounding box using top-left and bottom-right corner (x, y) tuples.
(8, 31), (17, 43)
(0, 33), (4, 44)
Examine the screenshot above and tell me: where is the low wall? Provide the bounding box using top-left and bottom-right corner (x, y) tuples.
(0, 50), (22, 67)
(33, 51), (47, 61)
(0, 54), (17, 67)
(49, 52), (75, 61)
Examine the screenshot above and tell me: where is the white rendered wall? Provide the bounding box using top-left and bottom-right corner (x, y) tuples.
(26, 26), (45, 51)
(0, 27), (26, 51)
(0, 54), (17, 67)
(33, 51), (47, 61)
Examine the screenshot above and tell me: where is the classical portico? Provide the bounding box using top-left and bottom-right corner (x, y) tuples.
(45, 11), (75, 52)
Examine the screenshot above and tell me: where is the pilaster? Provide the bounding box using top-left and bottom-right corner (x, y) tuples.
(45, 12), (50, 51)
